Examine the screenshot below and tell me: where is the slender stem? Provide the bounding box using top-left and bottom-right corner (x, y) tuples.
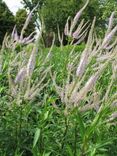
(19, 105), (22, 137)
(15, 115), (18, 149)
(61, 116), (69, 153)
(39, 129), (43, 154)
(74, 123), (77, 156)
(81, 136), (88, 156)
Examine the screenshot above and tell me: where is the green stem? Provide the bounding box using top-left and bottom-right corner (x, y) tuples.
(39, 129), (44, 154)
(81, 136), (88, 156)
(61, 117), (69, 153)
(19, 106), (22, 136)
(74, 123), (77, 156)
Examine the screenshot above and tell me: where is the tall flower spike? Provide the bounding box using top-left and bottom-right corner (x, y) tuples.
(80, 92), (100, 112)
(72, 20), (89, 39)
(86, 17), (96, 46)
(8, 69), (17, 96)
(72, 19), (85, 38)
(106, 12), (115, 36)
(102, 12), (117, 48)
(112, 61), (117, 79)
(74, 32), (87, 45)
(15, 67), (27, 84)
(24, 31), (36, 43)
(76, 49), (89, 77)
(69, 0), (89, 36)
(72, 74), (99, 106)
(20, 3), (39, 40)
(102, 25), (117, 48)
(11, 25), (19, 42)
(64, 17), (70, 36)
(73, 63), (108, 105)
(76, 17), (96, 77)
(27, 46), (38, 76)
(11, 5), (39, 45)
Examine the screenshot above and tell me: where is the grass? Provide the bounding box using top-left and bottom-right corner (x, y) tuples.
(0, 1), (117, 155)
(0, 43), (117, 156)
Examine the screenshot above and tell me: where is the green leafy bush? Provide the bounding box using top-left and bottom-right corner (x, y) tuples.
(0, 1), (117, 156)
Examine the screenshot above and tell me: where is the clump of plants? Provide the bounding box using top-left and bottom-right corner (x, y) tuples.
(0, 0), (117, 155)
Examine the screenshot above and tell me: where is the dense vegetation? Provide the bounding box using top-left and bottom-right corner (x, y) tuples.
(0, 0), (117, 156)
(0, 0), (15, 44)
(0, 0), (35, 45)
(23, 0), (117, 42)
(1, 0), (117, 45)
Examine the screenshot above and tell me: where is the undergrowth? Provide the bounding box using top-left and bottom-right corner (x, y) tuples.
(0, 1), (117, 156)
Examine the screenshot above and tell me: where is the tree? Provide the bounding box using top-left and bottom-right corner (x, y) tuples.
(0, 0), (15, 44)
(40, 0), (105, 46)
(22, 0), (82, 33)
(22, 0), (45, 9)
(22, 0), (104, 31)
(22, 0), (117, 46)
(40, 0), (79, 33)
(22, 1), (101, 36)
(100, 0), (117, 19)
(15, 8), (35, 37)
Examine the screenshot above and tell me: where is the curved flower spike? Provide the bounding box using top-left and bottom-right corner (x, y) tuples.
(69, 0), (89, 36)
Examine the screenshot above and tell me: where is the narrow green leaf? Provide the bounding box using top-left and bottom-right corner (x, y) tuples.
(44, 111), (49, 120)
(33, 128), (41, 148)
(77, 111), (85, 138)
(66, 145), (74, 156)
(43, 152), (51, 156)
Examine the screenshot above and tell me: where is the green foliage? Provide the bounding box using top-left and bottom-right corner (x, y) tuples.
(21, 0), (102, 45)
(101, 0), (117, 19)
(40, 0), (81, 33)
(22, 0), (117, 41)
(43, 44), (84, 82)
(0, 0), (15, 44)
(23, 0), (46, 9)
(40, 0), (105, 34)
(0, 43), (117, 155)
(0, 2), (117, 156)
